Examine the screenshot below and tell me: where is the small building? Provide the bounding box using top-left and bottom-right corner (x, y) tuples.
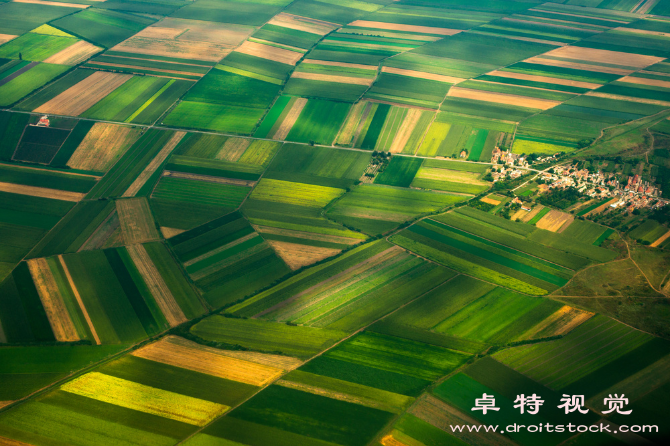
(36, 115), (50, 127)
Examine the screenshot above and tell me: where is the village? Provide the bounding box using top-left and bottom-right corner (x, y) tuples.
(490, 148), (669, 212)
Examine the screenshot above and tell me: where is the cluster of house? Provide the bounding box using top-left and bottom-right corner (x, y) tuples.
(539, 166), (668, 211)
(490, 165), (526, 182)
(491, 148), (528, 167)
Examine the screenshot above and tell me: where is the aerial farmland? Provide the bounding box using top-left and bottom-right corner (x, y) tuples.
(2, 0), (670, 445)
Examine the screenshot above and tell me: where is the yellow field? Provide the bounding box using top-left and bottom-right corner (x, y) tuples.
(480, 196), (501, 206)
(215, 350), (302, 370)
(62, 372), (229, 426)
(0, 434), (31, 446)
(31, 25), (74, 37)
(0, 182), (85, 202)
(267, 240), (340, 270)
(160, 227), (186, 239)
(380, 433), (411, 446)
(513, 139), (566, 155)
(116, 198), (160, 244)
(132, 336), (284, 386)
(415, 168), (486, 185)
(67, 123), (140, 172)
(651, 229), (670, 247)
(536, 209), (574, 232)
(238, 140), (281, 166)
(521, 205), (544, 223)
(419, 121), (451, 157)
(250, 178), (345, 207)
(27, 258), (79, 342)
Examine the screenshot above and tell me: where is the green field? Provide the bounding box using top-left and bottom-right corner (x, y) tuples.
(374, 157), (423, 188)
(0, 33), (77, 62)
(0, 63), (69, 107)
(389, 207), (616, 295)
(168, 211), (291, 307)
(328, 185), (465, 235)
(494, 315), (654, 389)
(191, 316), (346, 359)
(286, 100), (351, 144)
(265, 144), (370, 188)
(52, 8), (156, 48)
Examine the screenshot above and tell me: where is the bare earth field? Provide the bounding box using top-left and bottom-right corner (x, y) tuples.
(268, 13), (338, 35)
(132, 336), (284, 386)
(35, 71), (131, 116)
(235, 41), (302, 65)
(126, 244), (187, 327)
(0, 35), (17, 45)
(44, 41), (102, 65)
(0, 182), (85, 202)
(13, 0), (88, 8)
(272, 98), (307, 140)
(113, 19), (255, 62)
(542, 46), (664, 69)
(448, 86), (561, 110)
(382, 66), (463, 84)
(348, 20), (461, 36)
(618, 75), (670, 89)
(267, 240), (340, 270)
(389, 108), (422, 153)
(535, 209), (574, 232)
(68, 123), (140, 172)
(27, 258), (79, 342)
(524, 56), (633, 75)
